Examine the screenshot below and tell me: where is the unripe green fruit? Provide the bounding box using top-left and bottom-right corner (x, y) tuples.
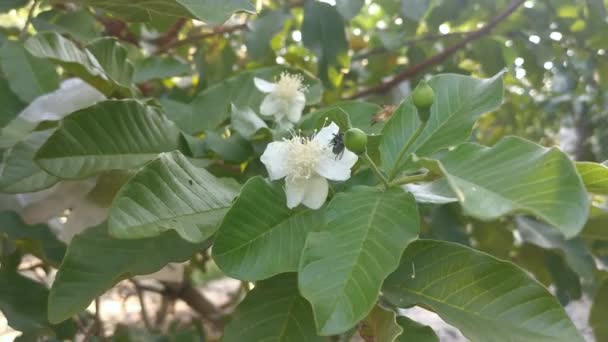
(344, 128), (368, 155)
(412, 81), (434, 122)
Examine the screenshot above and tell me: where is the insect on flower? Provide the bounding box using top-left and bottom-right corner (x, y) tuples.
(260, 122), (358, 209)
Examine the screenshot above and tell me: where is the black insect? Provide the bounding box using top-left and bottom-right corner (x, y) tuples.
(329, 132), (345, 160)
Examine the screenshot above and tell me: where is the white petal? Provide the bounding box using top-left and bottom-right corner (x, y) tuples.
(285, 92), (306, 123)
(260, 94), (286, 117)
(254, 77), (277, 93)
(315, 149), (358, 181)
(260, 141), (289, 180)
(285, 178), (306, 209)
(301, 176), (328, 209)
(312, 122), (340, 146)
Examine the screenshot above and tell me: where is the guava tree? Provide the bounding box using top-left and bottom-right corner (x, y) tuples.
(0, 0), (607, 341)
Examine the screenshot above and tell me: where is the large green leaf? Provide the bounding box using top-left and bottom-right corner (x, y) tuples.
(0, 40), (59, 103)
(25, 33), (132, 97)
(187, 66), (322, 135)
(0, 0), (27, 12)
(299, 189), (419, 335)
(590, 278), (608, 342)
(395, 316), (439, 342)
(576, 161), (608, 195)
(516, 217), (595, 283)
(359, 306), (403, 342)
(222, 273), (325, 342)
(302, 1), (349, 86)
(35, 100), (183, 179)
(581, 208), (608, 241)
(380, 73), (503, 176)
(245, 11), (288, 60)
(48, 223), (200, 323)
(133, 56), (191, 83)
(0, 211), (66, 265)
(0, 130), (59, 193)
(32, 9), (101, 42)
(108, 151), (236, 242)
(0, 271), (76, 339)
(300, 101), (383, 134)
(214, 177), (320, 281)
(423, 136), (588, 238)
(383, 240), (583, 342)
(80, 0), (255, 24)
(0, 78), (26, 128)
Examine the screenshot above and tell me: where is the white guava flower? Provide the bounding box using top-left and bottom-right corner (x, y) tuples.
(254, 72), (307, 127)
(260, 122), (358, 209)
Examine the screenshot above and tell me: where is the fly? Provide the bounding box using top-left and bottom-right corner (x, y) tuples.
(329, 132), (345, 160)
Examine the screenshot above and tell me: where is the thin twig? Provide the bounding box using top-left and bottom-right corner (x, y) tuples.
(130, 280), (153, 330)
(19, 0), (39, 40)
(346, 0), (526, 99)
(94, 298), (104, 338)
(156, 23), (247, 54)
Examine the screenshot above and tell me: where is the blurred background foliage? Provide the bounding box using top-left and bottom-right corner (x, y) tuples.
(1, 0), (608, 341)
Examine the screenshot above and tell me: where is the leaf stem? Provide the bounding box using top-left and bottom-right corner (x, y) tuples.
(388, 122), (426, 180)
(20, 0), (39, 41)
(390, 172), (436, 187)
(361, 152), (389, 189)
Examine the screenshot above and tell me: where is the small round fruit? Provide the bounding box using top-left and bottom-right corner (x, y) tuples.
(344, 128), (368, 155)
(412, 80), (435, 110)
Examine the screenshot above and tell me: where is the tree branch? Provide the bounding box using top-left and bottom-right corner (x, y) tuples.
(156, 23), (247, 54)
(346, 0), (526, 99)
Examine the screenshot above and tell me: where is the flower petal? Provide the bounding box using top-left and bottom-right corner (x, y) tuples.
(260, 94), (286, 117)
(315, 149), (358, 181)
(312, 121), (340, 146)
(260, 141), (289, 180)
(254, 77), (276, 93)
(231, 104), (268, 138)
(302, 176), (328, 209)
(285, 178), (306, 209)
(285, 92), (306, 123)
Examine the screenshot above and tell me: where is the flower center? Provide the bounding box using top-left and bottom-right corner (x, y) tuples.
(275, 72), (306, 99)
(285, 135), (324, 181)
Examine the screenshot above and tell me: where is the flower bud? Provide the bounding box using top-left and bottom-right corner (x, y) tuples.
(412, 80), (434, 122)
(344, 128), (368, 155)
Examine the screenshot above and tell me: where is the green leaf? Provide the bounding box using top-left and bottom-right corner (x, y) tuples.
(423, 136), (588, 238)
(383, 240), (583, 342)
(245, 11), (288, 60)
(35, 100), (183, 179)
(32, 9), (101, 42)
(189, 66), (322, 135)
(395, 316), (439, 342)
(401, 0), (431, 21)
(48, 223), (200, 323)
(299, 189), (419, 335)
(25, 33), (132, 97)
(336, 0), (365, 19)
(380, 73), (503, 176)
(576, 162), (608, 195)
(0, 40), (59, 103)
(590, 278), (608, 342)
(0, 77), (26, 128)
(80, 0), (255, 24)
(300, 101), (383, 134)
(133, 56), (191, 83)
(222, 273), (325, 342)
(581, 208), (608, 241)
(0, 271), (76, 339)
(302, 1), (349, 86)
(0, 211), (66, 265)
(516, 217), (595, 283)
(0, 130), (59, 193)
(108, 151), (237, 242)
(87, 38), (134, 87)
(214, 177), (320, 281)
(359, 306), (403, 342)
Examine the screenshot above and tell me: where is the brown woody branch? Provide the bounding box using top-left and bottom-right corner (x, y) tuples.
(346, 0), (526, 99)
(156, 23), (248, 54)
